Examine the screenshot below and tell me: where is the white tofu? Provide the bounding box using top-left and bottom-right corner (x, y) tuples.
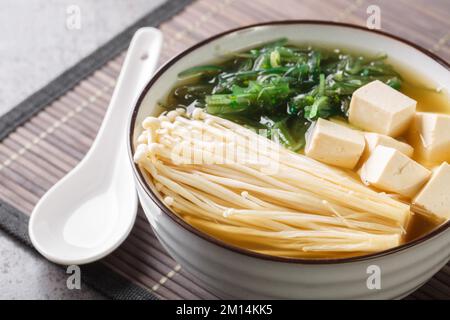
(360, 145), (431, 198)
(349, 80), (416, 137)
(413, 162), (450, 220)
(305, 118), (365, 169)
(363, 132), (414, 159)
(408, 112), (450, 164)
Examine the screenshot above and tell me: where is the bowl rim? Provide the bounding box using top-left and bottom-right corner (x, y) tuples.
(127, 20), (450, 265)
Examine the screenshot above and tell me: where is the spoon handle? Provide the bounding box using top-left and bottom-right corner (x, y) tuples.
(93, 28), (162, 153)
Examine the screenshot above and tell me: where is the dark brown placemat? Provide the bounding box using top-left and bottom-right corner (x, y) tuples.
(0, 0), (449, 300)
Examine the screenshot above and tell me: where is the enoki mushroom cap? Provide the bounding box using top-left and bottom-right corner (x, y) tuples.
(142, 117), (161, 130)
(167, 110), (179, 122)
(192, 108), (205, 120)
(133, 144), (149, 163)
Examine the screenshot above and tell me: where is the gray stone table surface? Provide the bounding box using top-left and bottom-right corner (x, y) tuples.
(0, 0), (166, 299)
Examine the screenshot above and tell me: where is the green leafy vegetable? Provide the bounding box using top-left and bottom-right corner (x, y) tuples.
(165, 40), (402, 150)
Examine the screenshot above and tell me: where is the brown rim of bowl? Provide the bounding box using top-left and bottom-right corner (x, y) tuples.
(127, 20), (450, 265)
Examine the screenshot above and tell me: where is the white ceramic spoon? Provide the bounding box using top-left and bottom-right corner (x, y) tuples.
(29, 28), (162, 265)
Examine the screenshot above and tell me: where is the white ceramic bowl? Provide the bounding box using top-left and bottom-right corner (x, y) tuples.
(127, 21), (450, 299)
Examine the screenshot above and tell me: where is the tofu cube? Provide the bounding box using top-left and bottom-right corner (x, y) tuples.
(349, 80), (416, 137)
(360, 145), (431, 198)
(363, 132), (414, 160)
(413, 162), (450, 220)
(408, 112), (450, 164)
(305, 118), (365, 169)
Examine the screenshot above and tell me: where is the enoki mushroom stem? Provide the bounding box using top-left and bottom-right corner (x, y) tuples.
(134, 108), (411, 258)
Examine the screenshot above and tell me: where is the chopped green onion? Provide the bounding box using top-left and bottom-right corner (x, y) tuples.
(270, 50), (281, 67)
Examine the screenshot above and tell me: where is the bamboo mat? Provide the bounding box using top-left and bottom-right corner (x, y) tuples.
(1, 0), (450, 300)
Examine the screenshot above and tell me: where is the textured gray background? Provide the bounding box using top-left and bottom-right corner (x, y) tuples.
(0, 0), (166, 299)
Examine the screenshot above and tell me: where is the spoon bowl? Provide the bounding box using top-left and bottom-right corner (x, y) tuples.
(29, 27), (163, 265)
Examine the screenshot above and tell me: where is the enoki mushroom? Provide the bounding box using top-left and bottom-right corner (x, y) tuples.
(133, 108), (412, 258)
